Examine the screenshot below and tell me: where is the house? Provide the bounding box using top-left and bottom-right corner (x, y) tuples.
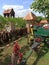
(24, 12), (37, 24)
(3, 8), (15, 18)
(24, 12), (37, 33)
(40, 20), (49, 24)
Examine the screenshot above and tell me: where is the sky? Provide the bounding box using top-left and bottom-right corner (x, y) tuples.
(0, 0), (43, 17)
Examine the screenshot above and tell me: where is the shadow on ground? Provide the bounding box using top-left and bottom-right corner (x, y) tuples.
(20, 45), (30, 55)
(32, 45), (49, 65)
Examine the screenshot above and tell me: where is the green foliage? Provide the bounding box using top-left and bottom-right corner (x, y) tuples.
(0, 16), (26, 30)
(36, 16), (43, 23)
(31, 0), (49, 18)
(13, 17), (26, 28)
(36, 16), (46, 23)
(3, 55), (11, 65)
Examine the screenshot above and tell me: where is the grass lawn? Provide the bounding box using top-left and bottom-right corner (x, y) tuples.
(0, 36), (49, 65)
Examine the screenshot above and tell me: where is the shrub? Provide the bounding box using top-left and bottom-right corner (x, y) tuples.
(3, 55), (11, 65)
(0, 16), (26, 30)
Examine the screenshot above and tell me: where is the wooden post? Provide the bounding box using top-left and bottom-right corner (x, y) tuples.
(26, 23), (31, 44)
(26, 23), (30, 34)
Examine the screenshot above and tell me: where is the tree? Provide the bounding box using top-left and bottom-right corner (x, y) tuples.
(36, 16), (43, 23)
(31, 0), (49, 18)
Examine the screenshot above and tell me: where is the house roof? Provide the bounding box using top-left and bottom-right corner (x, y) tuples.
(3, 8), (14, 14)
(24, 12), (37, 21)
(40, 20), (49, 24)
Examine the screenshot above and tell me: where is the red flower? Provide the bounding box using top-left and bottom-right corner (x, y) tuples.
(9, 64), (12, 65)
(13, 41), (20, 54)
(18, 52), (23, 62)
(35, 38), (42, 42)
(19, 52), (23, 58)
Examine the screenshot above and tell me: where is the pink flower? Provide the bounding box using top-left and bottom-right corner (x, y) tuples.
(9, 64), (12, 65)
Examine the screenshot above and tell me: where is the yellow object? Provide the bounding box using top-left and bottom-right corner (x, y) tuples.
(28, 27), (34, 44)
(28, 26), (34, 44)
(31, 28), (33, 35)
(30, 27), (34, 38)
(30, 36), (33, 39)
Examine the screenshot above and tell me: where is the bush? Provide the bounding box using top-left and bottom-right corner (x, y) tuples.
(3, 55), (11, 65)
(36, 16), (43, 23)
(0, 16), (26, 30)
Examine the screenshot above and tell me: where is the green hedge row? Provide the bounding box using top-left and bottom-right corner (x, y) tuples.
(0, 15), (26, 30)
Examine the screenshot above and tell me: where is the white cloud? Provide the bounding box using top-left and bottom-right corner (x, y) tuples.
(15, 9), (33, 17)
(2, 5), (32, 17)
(2, 5), (24, 10)
(32, 11), (44, 17)
(2, 4), (43, 17)
(23, 1), (28, 4)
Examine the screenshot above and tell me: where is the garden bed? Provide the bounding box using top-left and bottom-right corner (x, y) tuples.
(0, 37), (49, 65)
